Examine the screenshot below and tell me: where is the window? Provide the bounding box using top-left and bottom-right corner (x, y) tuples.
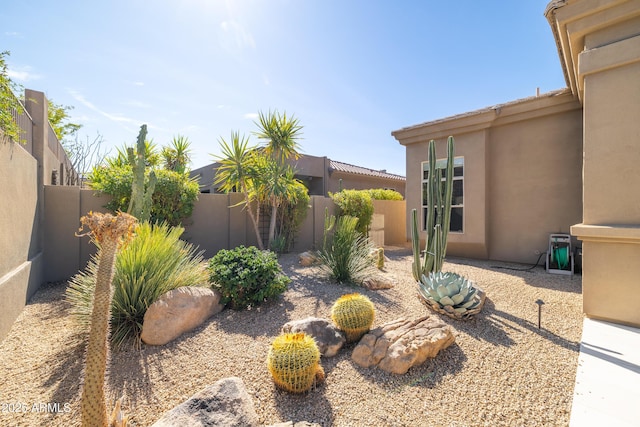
(421, 157), (464, 233)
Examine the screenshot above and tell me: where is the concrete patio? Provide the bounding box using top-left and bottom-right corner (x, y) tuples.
(570, 318), (640, 426)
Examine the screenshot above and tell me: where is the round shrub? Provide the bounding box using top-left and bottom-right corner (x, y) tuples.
(88, 165), (199, 227)
(208, 245), (290, 309)
(330, 189), (374, 235)
(366, 188), (404, 201)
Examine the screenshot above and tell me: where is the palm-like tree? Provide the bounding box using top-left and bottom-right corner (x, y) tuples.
(213, 131), (265, 249)
(162, 135), (192, 174)
(254, 110), (303, 246)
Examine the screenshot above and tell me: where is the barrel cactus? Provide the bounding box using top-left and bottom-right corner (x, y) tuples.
(331, 293), (375, 342)
(267, 332), (325, 393)
(417, 272), (485, 319)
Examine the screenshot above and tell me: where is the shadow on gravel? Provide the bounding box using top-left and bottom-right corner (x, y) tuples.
(450, 298), (580, 352)
(352, 342), (467, 393)
(271, 383), (334, 427)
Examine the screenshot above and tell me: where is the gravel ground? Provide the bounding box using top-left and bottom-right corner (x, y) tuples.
(0, 247), (583, 427)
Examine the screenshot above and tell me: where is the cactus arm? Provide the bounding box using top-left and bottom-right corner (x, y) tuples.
(127, 124), (155, 222)
(426, 140), (436, 245)
(440, 136), (455, 257)
(410, 209), (422, 281)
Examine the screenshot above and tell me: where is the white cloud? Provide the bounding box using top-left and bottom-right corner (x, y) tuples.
(8, 66), (42, 82)
(243, 113), (258, 119)
(5, 31), (21, 37)
(69, 89), (140, 125)
(133, 81), (145, 86)
(219, 20), (256, 51)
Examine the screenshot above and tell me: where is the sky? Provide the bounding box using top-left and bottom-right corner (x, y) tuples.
(1, 1), (566, 176)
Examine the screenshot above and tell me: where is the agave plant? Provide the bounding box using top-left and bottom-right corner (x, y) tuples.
(417, 271), (484, 319)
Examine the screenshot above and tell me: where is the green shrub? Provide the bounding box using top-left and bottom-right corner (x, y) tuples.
(317, 214), (375, 284)
(208, 245), (290, 309)
(88, 165), (199, 226)
(366, 188), (404, 201)
(330, 189), (374, 235)
(66, 222), (208, 348)
(274, 181), (310, 252)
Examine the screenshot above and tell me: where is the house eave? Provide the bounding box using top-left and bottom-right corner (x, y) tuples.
(392, 89), (579, 145)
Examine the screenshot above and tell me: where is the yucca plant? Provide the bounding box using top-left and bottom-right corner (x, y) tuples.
(66, 221), (208, 348)
(317, 213), (376, 284)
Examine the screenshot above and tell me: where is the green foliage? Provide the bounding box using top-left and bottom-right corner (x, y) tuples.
(330, 293), (375, 342)
(317, 214), (375, 284)
(0, 51), (24, 144)
(417, 271), (483, 318)
(88, 165), (199, 226)
(411, 137), (455, 280)
(48, 100), (82, 143)
(66, 222), (208, 348)
(330, 189), (374, 235)
(273, 180), (310, 252)
(162, 135), (192, 174)
(267, 332), (323, 393)
(366, 188), (404, 201)
(208, 245), (290, 309)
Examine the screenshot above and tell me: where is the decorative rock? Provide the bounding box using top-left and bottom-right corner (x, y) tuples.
(298, 251), (320, 266)
(281, 317), (346, 357)
(351, 316), (455, 374)
(141, 286), (224, 346)
(361, 274), (395, 290)
(151, 377), (259, 427)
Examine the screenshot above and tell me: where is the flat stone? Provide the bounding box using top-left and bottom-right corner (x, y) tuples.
(352, 316), (455, 374)
(282, 317), (346, 357)
(361, 274), (395, 290)
(141, 286), (224, 346)
(150, 377), (259, 427)
(298, 251), (320, 266)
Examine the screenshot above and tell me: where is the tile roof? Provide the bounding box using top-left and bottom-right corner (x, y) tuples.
(329, 159), (406, 181)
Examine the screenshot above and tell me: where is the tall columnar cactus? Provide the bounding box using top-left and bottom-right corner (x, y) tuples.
(267, 332), (324, 393)
(411, 136), (455, 281)
(331, 293), (375, 342)
(127, 124), (156, 222)
(77, 212), (137, 427)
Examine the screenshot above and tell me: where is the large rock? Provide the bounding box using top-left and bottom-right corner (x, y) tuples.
(298, 251), (320, 266)
(151, 377), (259, 427)
(281, 317), (346, 357)
(361, 274), (395, 290)
(141, 286), (224, 346)
(351, 316), (455, 374)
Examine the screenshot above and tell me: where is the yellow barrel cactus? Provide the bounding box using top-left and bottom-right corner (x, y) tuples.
(267, 333), (324, 393)
(331, 293), (375, 342)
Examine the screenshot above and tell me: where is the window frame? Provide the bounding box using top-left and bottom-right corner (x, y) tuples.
(421, 156), (464, 234)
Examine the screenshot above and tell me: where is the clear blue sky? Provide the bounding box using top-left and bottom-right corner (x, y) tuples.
(2, 1), (565, 176)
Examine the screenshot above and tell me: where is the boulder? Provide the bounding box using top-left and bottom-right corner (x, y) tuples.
(298, 251), (320, 266)
(281, 317), (346, 357)
(141, 286), (224, 346)
(351, 316), (455, 374)
(361, 274), (395, 290)
(151, 377), (259, 427)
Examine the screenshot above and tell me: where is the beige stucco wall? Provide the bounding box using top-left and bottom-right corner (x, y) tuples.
(394, 90), (583, 264)
(549, 0), (640, 327)
(488, 109), (583, 262)
(0, 142), (43, 341)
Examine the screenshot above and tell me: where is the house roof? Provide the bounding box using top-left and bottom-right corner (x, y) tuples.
(329, 159), (406, 181)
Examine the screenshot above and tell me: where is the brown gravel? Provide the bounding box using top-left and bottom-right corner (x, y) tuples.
(0, 247), (583, 427)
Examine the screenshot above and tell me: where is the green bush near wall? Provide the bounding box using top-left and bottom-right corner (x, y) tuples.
(330, 189), (374, 235)
(366, 188), (403, 201)
(88, 165), (199, 226)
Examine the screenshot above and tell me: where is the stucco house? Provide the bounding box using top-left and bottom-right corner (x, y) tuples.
(393, 0), (640, 328)
(191, 152), (406, 197)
